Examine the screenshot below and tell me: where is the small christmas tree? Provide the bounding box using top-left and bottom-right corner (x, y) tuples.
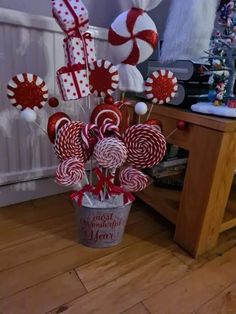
(192, 0), (236, 116)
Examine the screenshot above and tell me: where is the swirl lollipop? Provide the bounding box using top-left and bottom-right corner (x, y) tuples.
(7, 73), (48, 111)
(119, 167), (148, 192)
(94, 137), (127, 169)
(145, 70), (178, 104)
(122, 124), (166, 168)
(55, 121), (90, 163)
(56, 157), (85, 186)
(89, 60), (119, 97)
(90, 104), (122, 128)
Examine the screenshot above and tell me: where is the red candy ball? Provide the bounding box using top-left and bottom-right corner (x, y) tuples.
(144, 118), (163, 131)
(48, 97), (59, 108)
(47, 112), (71, 143)
(90, 104), (122, 128)
(177, 120), (186, 130)
(104, 95), (114, 104)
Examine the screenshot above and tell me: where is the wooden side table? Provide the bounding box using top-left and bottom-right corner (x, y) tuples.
(130, 104), (236, 257)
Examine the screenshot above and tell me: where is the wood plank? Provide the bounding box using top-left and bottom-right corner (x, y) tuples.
(122, 303), (150, 314)
(0, 212), (75, 251)
(0, 193), (73, 232)
(0, 271), (86, 314)
(0, 206), (155, 272)
(0, 227), (77, 271)
(143, 246), (236, 314)
(175, 128), (236, 257)
(196, 281), (236, 313)
(153, 104), (236, 133)
(76, 231), (173, 291)
(54, 252), (188, 314)
(0, 214), (163, 299)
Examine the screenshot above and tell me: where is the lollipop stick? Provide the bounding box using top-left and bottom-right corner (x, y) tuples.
(90, 158), (93, 185)
(120, 91), (125, 104)
(33, 122), (48, 136)
(146, 103), (154, 121)
(166, 128), (178, 140)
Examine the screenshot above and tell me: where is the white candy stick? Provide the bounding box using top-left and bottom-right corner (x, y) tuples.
(76, 182), (93, 207)
(146, 103), (154, 121)
(33, 121), (48, 136)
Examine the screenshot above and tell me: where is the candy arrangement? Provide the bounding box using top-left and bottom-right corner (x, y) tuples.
(6, 0), (180, 247)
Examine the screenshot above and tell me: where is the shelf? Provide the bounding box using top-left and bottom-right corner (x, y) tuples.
(137, 181), (236, 234)
(136, 184), (180, 225)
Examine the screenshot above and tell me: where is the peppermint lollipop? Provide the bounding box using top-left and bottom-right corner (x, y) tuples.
(90, 104), (122, 128)
(94, 137), (127, 169)
(119, 167), (148, 192)
(7, 73), (48, 111)
(145, 70), (178, 104)
(55, 121), (90, 163)
(56, 157), (85, 186)
(123, 124), (166, 168)
(47, 112), (71, 143)
(89, 60), (119, 97)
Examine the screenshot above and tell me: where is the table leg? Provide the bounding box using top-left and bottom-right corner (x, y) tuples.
(174, 125), (236, 257)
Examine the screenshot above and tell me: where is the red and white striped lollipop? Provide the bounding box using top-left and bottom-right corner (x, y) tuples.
(47, 112), (71, 143)
(90, 104), (122, 129)
(56, 157), (85, 186)
(122, 124), (166, 168)
(89, 60), (119, 97)
(145, 70), (178, 104)
(7, 73), (48, 111)
(119, 167), (148, 192)
(54, 121), (90, 163)
(94, 137), (127, 169)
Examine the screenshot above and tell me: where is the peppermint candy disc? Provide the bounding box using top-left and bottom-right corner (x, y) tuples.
(56, 157), (85, 186)
(122, 124), (166, 168)
(90, 104), (122, 128)
(89, 60), (119, 97)
(94, 137), (127, 169)
(108, 8), (158, 65)
(119, 167), (148, 192)
(55, 121), (90, 163)
(7, 73), (48, 111)
(47, 112), (71, 143)
(145, 70), (178, 104)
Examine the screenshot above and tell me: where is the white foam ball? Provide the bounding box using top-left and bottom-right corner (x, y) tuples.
(20, 108), (37, 122)
(135, 102), (148, 115)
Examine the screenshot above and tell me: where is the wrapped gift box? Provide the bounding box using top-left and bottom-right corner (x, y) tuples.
(57, 64), (90, 101)
(63, 33), (96, 65)
(52, 0), (89, 34)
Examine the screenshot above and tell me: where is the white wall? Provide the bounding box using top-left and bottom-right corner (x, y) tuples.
(0, 0), (171, 37)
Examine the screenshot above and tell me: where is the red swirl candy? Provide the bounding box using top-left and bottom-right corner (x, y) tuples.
(122, 124), (166, 168)
(94, 137), (127, 169)
(54, 121), (91, 163)
(90, 104), (122, 128)
(56, 157), (85, 186)
(47, 112), (71, 143)
(145, 70), (178, 104)
(7, 73), (48, 111)
(89, 60), (119, 97)
(119, 167), (148, 192)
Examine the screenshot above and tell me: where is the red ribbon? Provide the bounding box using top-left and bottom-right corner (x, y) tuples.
(108, 8), (158, 65)
(70, 184), (94, 207)
(53, 0), (89, 34)
(93, 168), (135, 205)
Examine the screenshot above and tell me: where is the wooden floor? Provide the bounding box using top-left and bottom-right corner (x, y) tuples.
(0, 194), (236, 314)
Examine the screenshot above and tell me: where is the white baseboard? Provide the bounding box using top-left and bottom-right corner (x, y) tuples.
(0, 178), (71, 207)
